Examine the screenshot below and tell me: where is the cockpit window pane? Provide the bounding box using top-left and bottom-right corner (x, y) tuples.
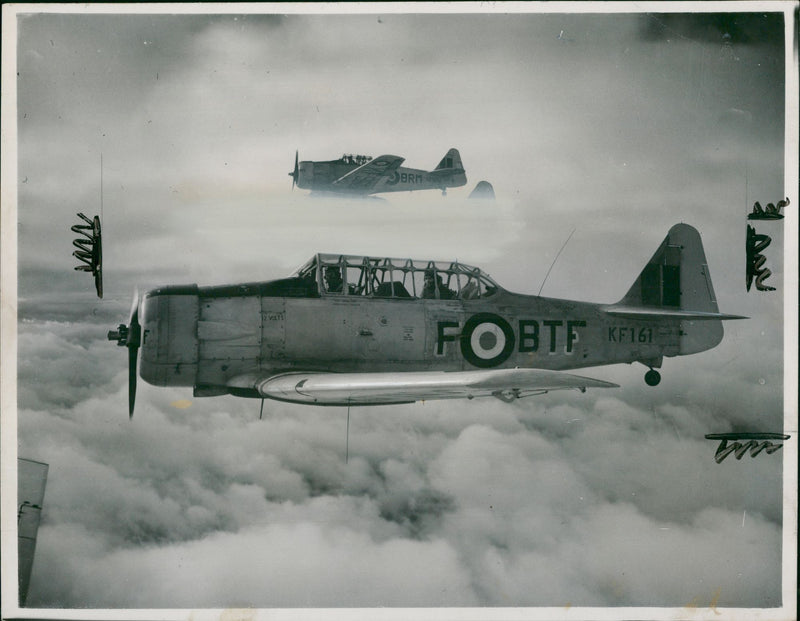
(345, 266), (363, 295)
(460, 275), (480, 299)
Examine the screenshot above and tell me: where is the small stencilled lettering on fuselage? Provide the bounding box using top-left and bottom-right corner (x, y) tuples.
(608, 326), (653, 343)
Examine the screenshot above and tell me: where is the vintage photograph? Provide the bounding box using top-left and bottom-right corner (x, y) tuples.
(2, 3), (796, 619)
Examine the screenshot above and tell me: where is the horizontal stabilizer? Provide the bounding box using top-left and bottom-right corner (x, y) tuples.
(602, 305), (747, 320)
(230, 368), (617, 406)
(429, 166), (466, 177)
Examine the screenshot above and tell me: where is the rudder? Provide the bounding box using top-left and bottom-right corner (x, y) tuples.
(435, 148), (463, 171)
(433, 148), (466, 188)
(617, 223), (723, 355)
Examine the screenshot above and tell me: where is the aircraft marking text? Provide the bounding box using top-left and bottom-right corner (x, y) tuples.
(386, 172), (426, 186)
(437, 316), (588, 367)
(608, 327), (653, 343)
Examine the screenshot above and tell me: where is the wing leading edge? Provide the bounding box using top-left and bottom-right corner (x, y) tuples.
(331, 154), (405, 193)
(228, 368), (618, 406)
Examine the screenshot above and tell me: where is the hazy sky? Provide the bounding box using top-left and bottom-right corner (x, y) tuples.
(3, 4), (796, 617)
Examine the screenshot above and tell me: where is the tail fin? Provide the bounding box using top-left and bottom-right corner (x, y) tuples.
(617, 223), (719, 312)
(468, 180), (495, 200)
(608, 223), (743, 355)
(432, 148), (467, 187)
(435, 148), (463, 171)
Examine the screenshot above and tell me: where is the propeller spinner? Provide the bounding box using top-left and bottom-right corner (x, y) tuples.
(288, 150), (299, 189)
(107, 292), (141, 418)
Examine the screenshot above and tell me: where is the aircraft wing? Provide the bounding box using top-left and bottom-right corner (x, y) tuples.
(331, 154), (405, 192)
(228, 368), (618, 406)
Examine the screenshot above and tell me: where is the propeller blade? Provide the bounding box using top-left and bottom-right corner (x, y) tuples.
(128, 345), (138, 419)
(128, 289), (139, 325)
(126, 291), (141, 418)
(290, 150), (299, 189)
(107, 294), (140, 417)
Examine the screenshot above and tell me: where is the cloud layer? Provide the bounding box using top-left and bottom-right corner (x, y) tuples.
(17, 317), (784, 609)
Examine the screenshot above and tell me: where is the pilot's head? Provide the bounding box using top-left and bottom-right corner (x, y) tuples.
(324, 266), (343, 288)
(425, 269), (444, 285)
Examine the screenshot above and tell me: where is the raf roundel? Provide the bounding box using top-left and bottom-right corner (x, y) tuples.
(460, 313), (515, 368)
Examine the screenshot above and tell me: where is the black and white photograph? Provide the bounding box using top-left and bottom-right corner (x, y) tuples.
(2, 3), (797, 619)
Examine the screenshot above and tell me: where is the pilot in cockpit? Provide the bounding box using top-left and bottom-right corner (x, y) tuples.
(422, 269), (455, 299)
(324, 266), (344, 293)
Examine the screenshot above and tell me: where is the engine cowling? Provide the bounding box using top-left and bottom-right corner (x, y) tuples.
(140, 286), (199, 387)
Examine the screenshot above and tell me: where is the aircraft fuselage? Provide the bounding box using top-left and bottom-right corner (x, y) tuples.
(115, 224), (738, 411)
(139, 283), (682, 398)
(297, 161), (466, 194)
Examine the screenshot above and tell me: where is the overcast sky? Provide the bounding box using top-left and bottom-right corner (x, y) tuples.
(3, 4), (796, 618)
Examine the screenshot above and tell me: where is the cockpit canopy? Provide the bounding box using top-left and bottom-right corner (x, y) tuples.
(294, 253), (500, 300)
(338, 154), (372, 165)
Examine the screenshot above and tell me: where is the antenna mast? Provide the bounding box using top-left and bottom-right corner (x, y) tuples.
(745, 164), (748, 216)
(538, 228), (575, 296)
(100, 153), (104, 224)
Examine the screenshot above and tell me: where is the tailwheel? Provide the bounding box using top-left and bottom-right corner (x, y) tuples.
(644, 369), (661, 386)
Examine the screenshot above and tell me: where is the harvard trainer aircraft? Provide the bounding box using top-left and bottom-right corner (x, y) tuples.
(288, 148), (467, 196)
(109, 224), (744, 417)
